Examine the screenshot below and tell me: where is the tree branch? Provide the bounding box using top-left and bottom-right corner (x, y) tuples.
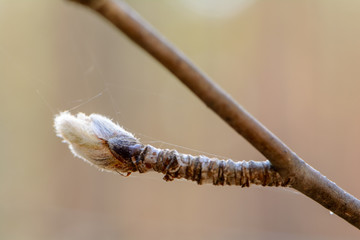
(66, 0), (360, 228)
(55, 112), (292, 187)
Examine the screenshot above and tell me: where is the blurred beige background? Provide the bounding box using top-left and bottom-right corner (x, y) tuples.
(1, 0), (360, 239)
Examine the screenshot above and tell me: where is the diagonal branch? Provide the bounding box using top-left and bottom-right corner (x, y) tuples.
(67, 0), (360, 228)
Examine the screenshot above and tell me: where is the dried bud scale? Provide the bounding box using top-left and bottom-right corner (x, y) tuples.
(55, 112), (291, 187)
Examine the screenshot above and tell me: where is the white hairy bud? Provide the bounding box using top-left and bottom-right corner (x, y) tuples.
(54, 112), (136, 172)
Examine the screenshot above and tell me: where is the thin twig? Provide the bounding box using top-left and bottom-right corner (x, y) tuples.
(55, 112), (292, 187)
(66, 0), (360, 228)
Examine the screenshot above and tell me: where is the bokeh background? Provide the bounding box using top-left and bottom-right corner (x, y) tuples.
(1, 0), (360, 239)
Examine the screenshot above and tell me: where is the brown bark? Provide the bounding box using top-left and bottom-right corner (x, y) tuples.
(67, 0), (360, 229)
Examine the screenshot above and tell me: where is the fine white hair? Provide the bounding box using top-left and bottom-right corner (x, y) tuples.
(54, 112), (134, 171)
